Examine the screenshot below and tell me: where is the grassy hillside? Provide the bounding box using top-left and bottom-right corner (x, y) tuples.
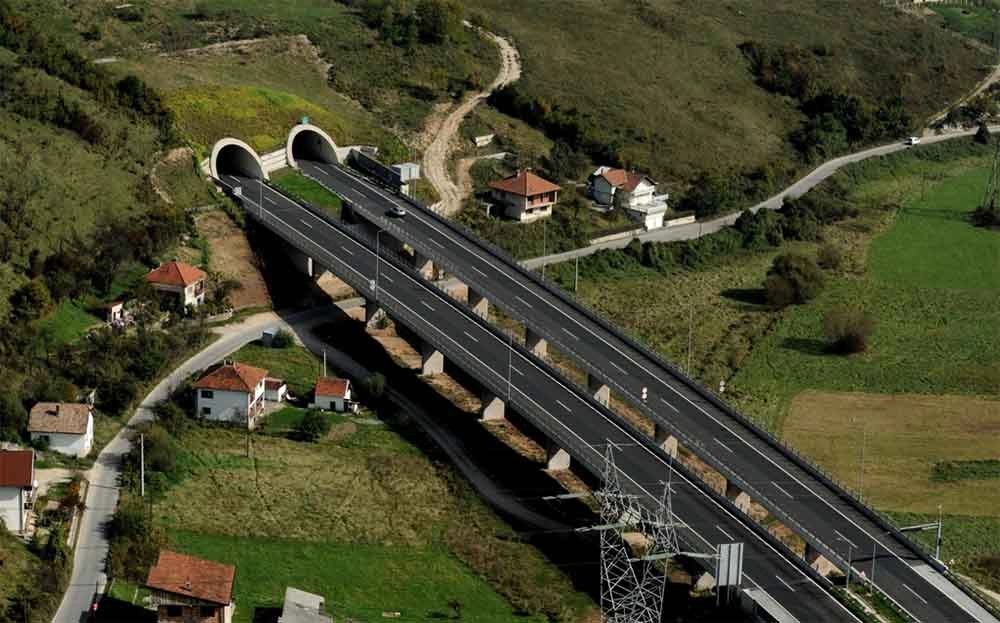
(468, 0), (990, 185)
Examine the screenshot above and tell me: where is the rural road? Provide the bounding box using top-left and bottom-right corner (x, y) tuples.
(523, 124), (999, 270)
(421, 23), (521, 216)
(52, 305), (349, 623)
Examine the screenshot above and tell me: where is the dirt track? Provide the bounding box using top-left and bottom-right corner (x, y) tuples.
(420, 25), (521, 215)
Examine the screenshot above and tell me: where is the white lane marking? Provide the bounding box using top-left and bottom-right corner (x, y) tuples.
(430, 238), (445, 248)
(340, 245), (354, 256)
(258, 175), (859, 621)
(515, 295), (534, 308)
(421, 301), (435, 312)
(265, 196), (276, 205)
(659, 397), (679, 413)
(716, 524), (734, 540)
(463, 331), (479, 343)
(714, 438), (734, 453)
(562, 327), (579, 340)
(772, 482), (795, 500)
(611, 361), (628, 374)
(472, 265), (489, 278)
(776, 576), (797, 593)
(382, 273), (394, 283)
(299, 219), (313, 229)
(510, 366), (524, 376)
(835, 530), (858, 550)
(902, 584), (928, 605)
(556, 400), (573, 413)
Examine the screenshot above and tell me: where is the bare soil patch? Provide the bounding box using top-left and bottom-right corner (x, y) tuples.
(195, 209), (271, 309)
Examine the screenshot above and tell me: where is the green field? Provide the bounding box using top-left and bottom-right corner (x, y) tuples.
(171, 533), (544, 623)
(230, 342), (322, 397)
(36, 300), (101, 345)
(466, 0), (989, 185)
(931, 4), (1000, 44)
(271, 170), (343, 218)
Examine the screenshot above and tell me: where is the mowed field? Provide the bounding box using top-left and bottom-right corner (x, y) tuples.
(466, 0), (990, 184)
(784, 391), (1000, 516)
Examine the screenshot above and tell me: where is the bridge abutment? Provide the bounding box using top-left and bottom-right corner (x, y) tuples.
(413, 251), (435, 280)
(468, 288), (489, 319)
(805, 544), (838, 577)
(545, 442), (571, 471)
(480, 391), (505, 421)
(724, 481), (752, 514)
(525, 328), (548, 358)
(587, 373), (610, 407)
(364, 299), (387, 329)
(654, 423), (678, 459)
(420, 341), (444, 376)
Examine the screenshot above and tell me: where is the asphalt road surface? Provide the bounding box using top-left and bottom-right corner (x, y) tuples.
(295, 158), (997, 623)
(218, 172), (864, 623)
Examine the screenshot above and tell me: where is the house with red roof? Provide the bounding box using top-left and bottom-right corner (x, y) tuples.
(146, 549), (235, 623)
(488, 170), (561, 222)
(589, 166), (670, 230)
(311, 377), (353, 413)
(194, 362), (269, 429)
(146, 260), (207, 308)
(0, 449), (35, 534)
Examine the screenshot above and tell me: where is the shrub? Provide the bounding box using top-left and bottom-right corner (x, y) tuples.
(817, 243), (844, 271)
(361, 372), (387, 399)
(765, 252), (824, 308)
(975, 121), (992, 145)
(822, 307), (875, 354)
(295, 409), (331, 442)
(270, 329), (295, 349)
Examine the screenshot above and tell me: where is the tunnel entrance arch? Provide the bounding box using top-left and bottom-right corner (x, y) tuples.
(210, 138), (268, 181)
(286, 123), (340, 169)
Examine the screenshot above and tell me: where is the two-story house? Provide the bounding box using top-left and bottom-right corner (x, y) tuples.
(488, 170), (561, 222)
(0, 449), (35, 535)
(27, 402), (94, 457)
(589, 166), (670, 230)
(194, 362), (268, 429)
(146, 550), (235, 623)
(146, 260), (207, 308)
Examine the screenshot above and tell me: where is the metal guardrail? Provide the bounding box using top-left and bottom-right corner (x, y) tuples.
(231, 181), (862, 618)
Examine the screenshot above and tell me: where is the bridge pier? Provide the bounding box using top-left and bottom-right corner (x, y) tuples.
(480, 391), (505, 421)
(587, 374), (610, 407)
(525, 328), (548, 358)
(468, 288), (489, 319)
(364, 299), (387, 329)
(724, 481), (752, 514)
(653, 424), (678, 459)
(413, 251), (435, 280)
(420, 341), (444, 376)
(805, 543), (838, 577)
(545, 442), (571, 471)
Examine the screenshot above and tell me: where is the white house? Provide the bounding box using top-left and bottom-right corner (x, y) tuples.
(279, 587), (332, 623)
(146, 260), (207, 308)
(488, 170), (561, 222)
(589, 167), (670, 230)
(0, 450), (34, 535)
(194, 362), (268, 429)
(265, 378), (288, 403)
(311, 377), (352, 413)
(28, 402), (94, 458)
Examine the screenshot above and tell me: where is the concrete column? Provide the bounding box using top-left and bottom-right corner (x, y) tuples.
(468, 288), (489, 319)
(480, 391), (505, 421)
(546, 442), (571, 471)
(413, 251), (434, 279)
(805, 543), (837, 577)
(525, 328), (548, 358)
(588, 373), (610, 407)
(654, 423), (678, 458)
(364, 299), (387, 329)
(420, 341), (444, 376)
(724, 481), (752, 514)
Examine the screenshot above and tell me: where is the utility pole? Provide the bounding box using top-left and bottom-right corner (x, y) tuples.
(541, 218), (548, 279)
(139, 433), (145, 498)
(507, 333), (513, 401)
(323, 349), (327, 378)
(936, 504), (943, 561)
(375, 229), (383, 301)
(687, 305), (694, 374)
(574, 256), (580, 296)
(858, 421), (868, 501)
(870, 540), (877, 598)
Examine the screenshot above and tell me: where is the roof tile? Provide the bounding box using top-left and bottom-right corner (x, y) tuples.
(146, 550), (235, 606)
(146, 261), (207, 287)
(28, 403), (92, 435)
(194, 363), (268, 393)
(315, 377), (349, 399)
(489, 171), (561, 197)
(0, 450), (33, 488)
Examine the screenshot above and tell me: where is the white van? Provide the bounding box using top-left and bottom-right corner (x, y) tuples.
(905, 136), (921, 146)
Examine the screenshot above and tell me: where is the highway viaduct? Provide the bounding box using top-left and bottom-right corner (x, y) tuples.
(207, 126), (999, 623)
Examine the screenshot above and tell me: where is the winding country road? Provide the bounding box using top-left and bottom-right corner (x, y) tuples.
(421, 23), (521, 216)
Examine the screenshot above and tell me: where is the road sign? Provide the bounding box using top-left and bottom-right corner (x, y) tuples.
(716, 542), (744, 587)
(233, 186), (242, 197)
(301, 116), (310, 125)
(369, 279), (376, 292)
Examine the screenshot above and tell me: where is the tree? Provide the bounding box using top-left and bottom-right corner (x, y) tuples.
(295, 409), (331, 442)
(975, 121), (992, 145)
(9, 278), (51, 321)
(270, 329), (295, 349)
(362, 372), (387, 399)
(416, 0), (464, 44)
(764, 252), (824, 308)
(0, 393), (27, 442)
(823, 307), (875, 354)
(817, 243), (844, 271)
